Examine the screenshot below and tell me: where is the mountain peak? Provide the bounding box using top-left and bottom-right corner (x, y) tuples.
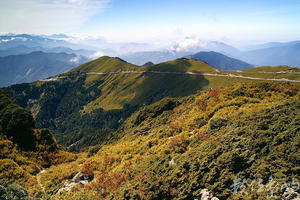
(143, 61), (154, 66)
(70, 56), (138, 73)
(187, 51), (253, 70)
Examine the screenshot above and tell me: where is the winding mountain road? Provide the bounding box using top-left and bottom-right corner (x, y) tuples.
(86, 71), (300, 83)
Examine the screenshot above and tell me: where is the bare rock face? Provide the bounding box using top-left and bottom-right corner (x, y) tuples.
(169, 158), (175, 166)
(282, 188), (300, 200)
(200, 189), (219, 200)
(72, 172), (84, 183)
(57, 172), (94, 193)
(73, 172), (94, 182)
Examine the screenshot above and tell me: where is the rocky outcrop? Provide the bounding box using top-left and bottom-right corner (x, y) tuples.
(282, 188), (300, 200)
(57, 172), (93, 193)
(200, 189), (219, 200)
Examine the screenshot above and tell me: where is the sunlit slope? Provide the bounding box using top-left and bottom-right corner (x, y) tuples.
(148, 58), (218, 73)
(4, 56), (300, 151)
(224, 65), (300, 81)
(79, 58), (299, 112)
(81, 58), (214, 111)
(243, 65), (299, 72)
(70, 56), (143, 73)
(39, 83), (300, 200)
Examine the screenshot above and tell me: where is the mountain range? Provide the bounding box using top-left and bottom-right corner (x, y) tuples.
(120, 50), (190, 65)
(120, 40), (241, 65)
(0, 45), (95, 58)
(236, 43), (300, 67)
(2, 34), (300, 67)
(1, 34), (300, 90)
(0, 34), (72, 49)
(4, 56), (300, 152)
(243, 40), (300, 50)
(121, 40), (300, 68)
(0, 51), (88, 87)
(120, 50), (254, 70)
(186, 51), (253, 70)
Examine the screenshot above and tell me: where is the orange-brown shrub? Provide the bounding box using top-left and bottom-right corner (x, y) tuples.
(168, 135), (189, 149)
(197, 99), (208, 111)
(103, 155), (116, 166)
(81, 161), (99, 178)
(208, 89), (222, 97)
(195, 132), (210, 140)
(174, 103), (189, 114)
(169, 121), (183, 133)
(89, 170), (129, 198)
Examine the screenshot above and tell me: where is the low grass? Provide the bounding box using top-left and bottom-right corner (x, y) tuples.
(79, 58), (300, 112)
(242, 65), (300, 72)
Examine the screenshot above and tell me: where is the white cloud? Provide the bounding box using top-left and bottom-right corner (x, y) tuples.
(0, 0), (110, 34)
(168, 37), (238, 54)
(69, 56), (81, 63)
(90, 51), (104, 58)
(172, 37), (200, 52)
(0, 37), (29, 43)
(170, 37), (215, 52)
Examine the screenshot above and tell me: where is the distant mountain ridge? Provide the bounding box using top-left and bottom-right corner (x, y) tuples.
(2, 33), (300, 68)
(120, 39), (240, 66)
(186, 51), (254, 70)
(120, 50), (191, 65)
(244, 40), (300, 51)
(121, 39), (300, 68)
(237, 43), (300, 67)
(121, 50), (253, 70)
(0, 51), (88, 87)
(0, 45), (95, 57)
(170, 38), (239, 55)
(0, 34), (71, 49)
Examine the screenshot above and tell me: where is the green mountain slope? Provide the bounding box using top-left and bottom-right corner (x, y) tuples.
(242, 65), (300, 73)
(3, 56), (300, 152)
(70, 56), (141, 73)
(34, 83), (300, 200)
(225, 65), (300, 81)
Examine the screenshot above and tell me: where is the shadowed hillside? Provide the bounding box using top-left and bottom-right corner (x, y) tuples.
(0, 90), (76, 197)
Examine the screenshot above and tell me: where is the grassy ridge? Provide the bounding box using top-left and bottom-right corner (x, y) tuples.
(242, 65), (300, 72)
(70, 56), (143, 74)
(225, 65), (300, 81)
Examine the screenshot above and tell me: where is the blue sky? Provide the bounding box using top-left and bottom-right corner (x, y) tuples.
(1, 0), (300, 44)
